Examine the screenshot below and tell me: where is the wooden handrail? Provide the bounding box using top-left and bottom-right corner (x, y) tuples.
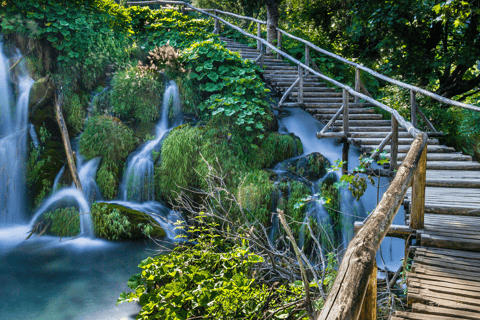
(275, 28), (480, 113)
(318, 133), (428, 320)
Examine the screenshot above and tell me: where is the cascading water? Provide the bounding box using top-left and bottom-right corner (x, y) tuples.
(121, 80), (181, 202)
(0, 42), (34, 227)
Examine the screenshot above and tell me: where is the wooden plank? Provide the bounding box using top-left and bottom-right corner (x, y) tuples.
(408, 280), (480, 300)
(412, 264), (480, 280)
(408, 287), (480, 308)
(416, 247), (480, 259)
(407, 272), (480, 289)
(394, 310), (468, 320)
(414, 255), (480, 272)
(413, 265), (480, 282)
(420, 234), (480, 252)
(412, 303), (480, 320)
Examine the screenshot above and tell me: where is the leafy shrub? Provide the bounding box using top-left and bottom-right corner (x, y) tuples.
(91, 202), (165, 240)
(96, 162), (119, 200)
(155, 124), (202, 200)
(237, 170), (274, 226)
(80, 115), (137, 166)
(127, 7), (215, 50)
(321, 175), (340, 231)
(259, 132), (303, 168)
(284, 180), (311, 238)
(182, 39), (271, 136)
(35, 207), (80, 237)
(64, 93), (86, 134)
(110, 66), (164, 123)
(118, 219), (308, 319)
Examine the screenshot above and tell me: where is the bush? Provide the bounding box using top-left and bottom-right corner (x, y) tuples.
(96, 162), (119, 200)
(237, 170), (274, 226)
(118, 220), (308, 319)
(91, 202), (166, 240)
(64, 93), (86, 134)
(259, 132), (303, 168)
(34, 207), (80, 237)
(284, 180), (311, 238)
(110, 66), (164, 123)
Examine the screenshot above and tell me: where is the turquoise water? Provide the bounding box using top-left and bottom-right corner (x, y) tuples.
(0, 233), (165, 320)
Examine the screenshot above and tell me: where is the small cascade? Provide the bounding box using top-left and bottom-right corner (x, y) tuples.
(52, 165), (65, 192)
(0, 42), (34, 227)
(121, 81), (181, 202)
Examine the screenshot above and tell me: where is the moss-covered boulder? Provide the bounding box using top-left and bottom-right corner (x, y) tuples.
(28, 77), (54, 110)
(279, 152), (329, 180)
(259, 132), (303, 168)
(32, 207), (80, 237)
(91, 202), (166, 240)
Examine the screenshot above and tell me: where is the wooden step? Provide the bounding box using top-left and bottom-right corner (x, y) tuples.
(318, 114), (384, 121)
(349, 137), (439, 146)
(349, 131), (412, 138)
(426, 170), (480, 188)
(422, 161), (480, 171)
(393, 152), (472, 162)
(362, 144), (456, 153)
(294, 92), (343, 98)
(332, 126), (407, 132)
(309, 102), (371, 108)
(309, 108), (375, 115)
(272, 81), (324, 87)
(276, 83), (330, 89)
(333, 119), (392, 126)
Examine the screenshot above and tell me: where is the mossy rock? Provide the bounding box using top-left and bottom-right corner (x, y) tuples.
(33, 207), (80, 237)
(91, 202), (166, 240)
(259, 132), (303, 168)
(279, 152), (329, 180)
(28, 77), (54, 110)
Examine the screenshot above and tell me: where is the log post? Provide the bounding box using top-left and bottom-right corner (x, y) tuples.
(54, 95), (83, 192)
(390, 117), (398, 171)
(358, 261), (377, 320)
(257, 22), (262, 51)
(181, 4), (186, 15)
(305, 44), (310, 76)
(342, 89), (350, 174)
(355, 68), (361, 104)
(213, 10), (220, 34)
(277, 30), (282, 60)
(298, 65), (304, 104)
(410, 144), (426, 230)
(410, 90), (417, 128)
(259, 43), (264, 69)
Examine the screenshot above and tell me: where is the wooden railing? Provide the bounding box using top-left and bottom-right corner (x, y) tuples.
(125, 1), (476, 318)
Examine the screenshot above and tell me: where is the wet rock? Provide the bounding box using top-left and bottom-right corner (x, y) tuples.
(28, 76), (54, 110)
(278, 152), (330, 180)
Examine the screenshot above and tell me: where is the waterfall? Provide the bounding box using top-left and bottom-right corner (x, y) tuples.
(0, 42), (34, 227)
(121, 81), (181, 202)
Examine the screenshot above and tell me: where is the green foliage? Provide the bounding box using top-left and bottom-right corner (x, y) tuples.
(64, 93), (86, 134)
(91, 202), (166, 240)
(182, 39), (271, 136)
(259, 132), (302, 168)
(458, 109), (480, 159)
(2, 0), (131, 90)
(284, 180), (311, 238)
(80, 115), (137, 166)
(155, 124), (203, 200)
(118, 218), (308, 319)
(80, 116), (137, 199)
(26, 126), (54, 208)
(237, 170), (274, 226)
(127, 7), (215, 50)
(110, 66), (164, 123)
(321, 176), (340, 231)
(35, 207), (80, 237)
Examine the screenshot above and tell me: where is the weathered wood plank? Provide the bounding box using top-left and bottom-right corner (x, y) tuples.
(412, 303), (480, 320)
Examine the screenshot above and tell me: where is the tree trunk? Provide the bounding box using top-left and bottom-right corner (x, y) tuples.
(54, 94), (83, 192)
(265, 0), (280, 53)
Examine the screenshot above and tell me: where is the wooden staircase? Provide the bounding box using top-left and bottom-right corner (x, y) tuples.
(223, 36), (480, 319)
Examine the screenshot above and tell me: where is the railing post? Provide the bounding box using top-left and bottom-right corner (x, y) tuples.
(298, 65), (304, 105)
(213, 10), (220, 35)
(257, 22), (262, 51)
(342, 89), (350, 174)
(390, 117), (398, 171)
(181, 5), (186, 15)
(358, 261), (377, 320)
(305, 44), (310, 76)
(259, 43), (264, 69)
(410, 90), (417, 128)
(410, 145), (426, 229)
(355, 67), (361, 104)
(277, 30), (282, 60)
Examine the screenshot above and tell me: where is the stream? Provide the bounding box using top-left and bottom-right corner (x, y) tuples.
(0, 41), (403, 319)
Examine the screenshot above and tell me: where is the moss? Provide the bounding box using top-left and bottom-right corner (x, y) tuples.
(110, 66), (164, 123)
(34, 207), (80, 237)
(80, 116), (137, 199)
(156, 124), (202, 201)
(259, 133), (303, 168)
(237, 170), (274, 226)
(91, 202), (166, 240)
(321, 175), (341, 232)
(285, 180), (311, 238)
(176, 75), (201, 117)
(64, 93), (87, 135)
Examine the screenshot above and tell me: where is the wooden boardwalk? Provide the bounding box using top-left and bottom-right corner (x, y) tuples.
(222, 37), (480, 319)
